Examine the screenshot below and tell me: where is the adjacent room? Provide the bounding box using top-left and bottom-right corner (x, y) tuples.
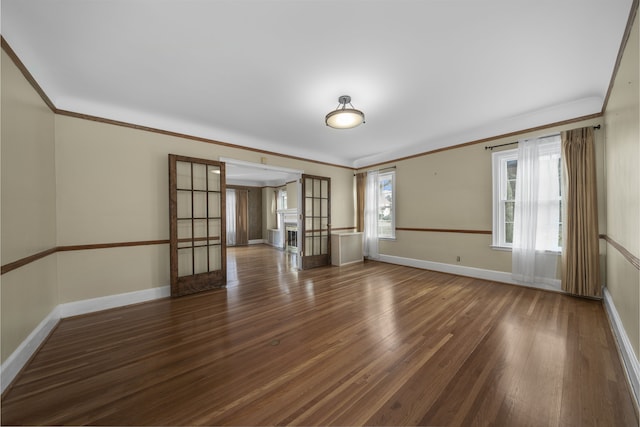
(1, 1), (638, 425)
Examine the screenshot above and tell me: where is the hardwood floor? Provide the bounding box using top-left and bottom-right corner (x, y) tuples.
(2, 245), (638, 426)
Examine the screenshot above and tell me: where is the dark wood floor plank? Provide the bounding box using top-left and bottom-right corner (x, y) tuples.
(1, 245), (637, 426)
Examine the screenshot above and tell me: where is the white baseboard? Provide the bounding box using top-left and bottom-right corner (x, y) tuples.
(60, 285), (171, 318)
(376, 254), (561, 292)
(1, 285), (170, 394)
(1, 306), (61, 394)
(603, 287), (640, 408)
(249, 239), (265, 245)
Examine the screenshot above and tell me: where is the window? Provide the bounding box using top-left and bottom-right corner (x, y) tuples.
(492, 150), (518, 247)
(377, 171), (395, 239)
(278, 189), (287, 211)
(276, 189), (287, 229)
(492, 136), (562, 251)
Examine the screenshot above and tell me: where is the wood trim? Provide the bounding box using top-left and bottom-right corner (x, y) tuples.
(57, 240), (170, 252)
(1, 240), (171, 275)
(0, 37), (56, 112)
(396, 227), (492, 235)
(332, 227), (356, 232)
(56, 109), (354, 171)
(602, 235), (640, 271)
(177, 237), (221, 243)
(358, 113), (603, 170)
(0, 248), (58, 275)
(602, 0), (639, 113)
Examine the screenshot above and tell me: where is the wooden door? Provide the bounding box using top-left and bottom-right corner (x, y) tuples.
(301, 174), (331, 269)
(235, 189), (249, 246)
(169, 154), (226, 296)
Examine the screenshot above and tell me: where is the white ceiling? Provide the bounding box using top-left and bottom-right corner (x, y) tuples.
(1, 0), (633, 168)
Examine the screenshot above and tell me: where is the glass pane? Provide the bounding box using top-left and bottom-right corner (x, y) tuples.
(193, 219), (207, 238)
(321, 199), (328, 217)
(558, 224), (563, 248)
(176, 161), (191, 189)
(313, 179), (320, 197)
(558, 201), (563, 222)
(505, 201), (515, 222)
(557, 159), (562, 196)
(507, 180), (516, 200)
(379, 220), (392, 238)
(321, 180), (328, 198)
(177, 191), (192, 218)
(208, 219), (221, 240)
(305, 218), (313, 232)
(193, 192), (206, 218)
(305, 178), (313, 197)
(209, 245), (221, 271)
(507, 160), (517, 180)
(313, 237), (321, 254)
(194, 246), (208, 274)
(305, 236), (313, 255)
(178, 248), (192, 277)
(305, 199), (313, 216)
(177, 220), (192, 240)
(192, 163), (207, 191)
(207, 165), (221, 191)
(313, 199), (320, 216)
(208, 192), (221, 217)
(320, 236), (328, 255)
(505, 223), (514, 244)
(313, 218), (321, 232)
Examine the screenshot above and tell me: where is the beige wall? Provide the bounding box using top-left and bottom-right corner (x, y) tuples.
(373, 116), (604, 276)
(1, 50), (58, 362)
(54, 115), (355, 302)
(604, 12), (639, 359)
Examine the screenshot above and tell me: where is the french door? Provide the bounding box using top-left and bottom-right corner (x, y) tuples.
(169, 154), (226, 296)
(301, 174), (331, 269)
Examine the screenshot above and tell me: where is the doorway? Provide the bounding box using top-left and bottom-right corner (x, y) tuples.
(221, 157), (303, 269)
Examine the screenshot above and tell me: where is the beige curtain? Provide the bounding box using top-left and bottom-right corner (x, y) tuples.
(356, 172), (366, 232)
(561, 127), (600, 297)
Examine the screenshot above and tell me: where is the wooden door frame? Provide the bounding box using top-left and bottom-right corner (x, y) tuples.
(169, 154), (226, 297)
(300, 174), (331, 270)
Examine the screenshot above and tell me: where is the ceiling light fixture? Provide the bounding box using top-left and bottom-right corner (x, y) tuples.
(325, 95), (365, 129)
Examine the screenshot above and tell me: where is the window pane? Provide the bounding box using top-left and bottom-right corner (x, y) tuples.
(507, 180), (516, 200)
(377, 172), (394, 238)
(505, 201), (515, 222)
(505, 223), (514, 244)
(507, 160), (517, 179)
(176, 161), (191, 189)
(558, 224), (563, 248)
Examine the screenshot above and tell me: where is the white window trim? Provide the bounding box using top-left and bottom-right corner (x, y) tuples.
(491, 149), (517, 249)
(491, 136), (563, 252)
(378, 170), (396, 240)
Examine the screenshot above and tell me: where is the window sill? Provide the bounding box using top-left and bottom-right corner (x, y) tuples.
(379, 237), (397, 241)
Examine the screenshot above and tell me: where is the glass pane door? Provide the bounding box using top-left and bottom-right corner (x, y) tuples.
(301, 174), (331, 269)
(169, 154), (226, 296)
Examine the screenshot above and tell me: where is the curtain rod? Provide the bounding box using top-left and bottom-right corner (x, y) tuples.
(353, 166), (396, 176)
(484, 125), (601, 151)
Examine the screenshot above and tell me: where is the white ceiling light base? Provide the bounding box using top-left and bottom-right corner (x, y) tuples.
(325, 95), (365, 129)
